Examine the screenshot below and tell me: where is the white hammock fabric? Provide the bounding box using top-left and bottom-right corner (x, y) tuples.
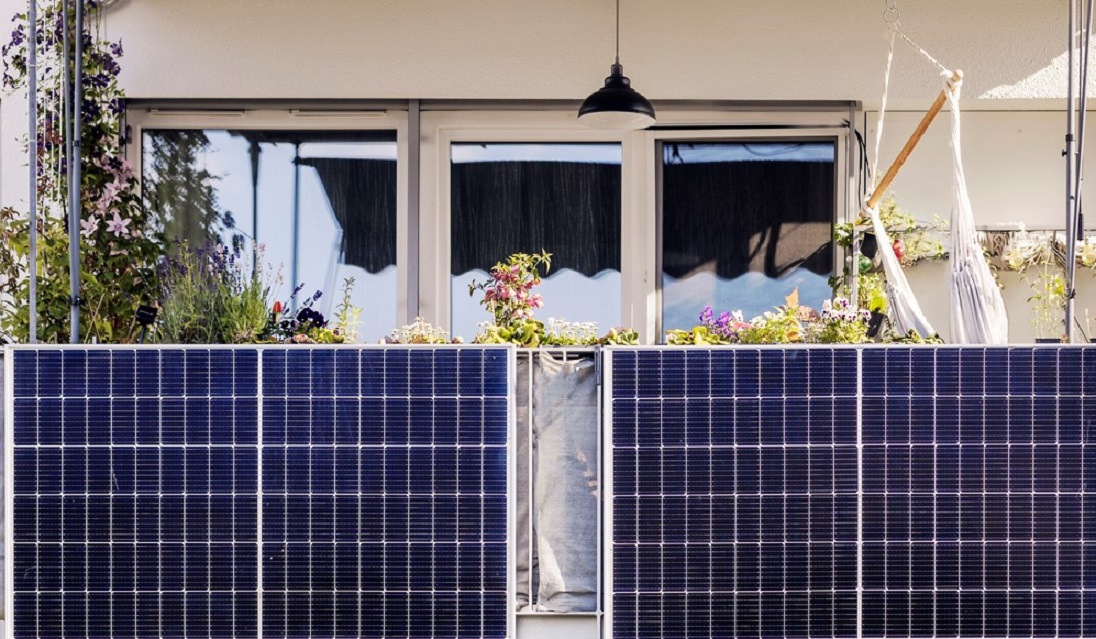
(945, 81), (1009, 344)
(866, 28), (936, 338)
(864, 203), (936, 337)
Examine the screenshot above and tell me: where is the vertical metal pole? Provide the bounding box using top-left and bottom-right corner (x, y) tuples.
(1067, 0), (1078, 342)
(28, 0), (38, 343)
(291, 142), (301, 308)
(848, 104), (859, 309)
(407, 99), (421, 321)
(250, 140), (260, 246)
(1075, 0), (1094, 322)
(67, 0), (83, 343)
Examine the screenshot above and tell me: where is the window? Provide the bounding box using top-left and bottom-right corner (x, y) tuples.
(140, 124), (402, 341)
(448, 143), (622, 340)
(659, 140), (837, 331)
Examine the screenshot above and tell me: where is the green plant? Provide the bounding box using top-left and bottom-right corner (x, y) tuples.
(1003, 233), (1065, 339)
(332, 277), (362, 343)
(736, 305), (804, 344)
(475, 319), (544, 347)
(808, 297), (871, 344)
(156, 242), (273, 344)
(1, 2), (165, 343)
(469, 251), (551, 327)
(269, 287), (348, 344)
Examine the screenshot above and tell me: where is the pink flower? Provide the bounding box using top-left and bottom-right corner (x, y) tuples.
(105, 211), (131, 237)
(79, 216), (98, 237)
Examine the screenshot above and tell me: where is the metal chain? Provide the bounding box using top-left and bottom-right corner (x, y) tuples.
(883, 0), (900, 24)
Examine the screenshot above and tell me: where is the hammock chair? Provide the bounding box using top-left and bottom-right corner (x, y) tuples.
(865, 27), (1009, 343)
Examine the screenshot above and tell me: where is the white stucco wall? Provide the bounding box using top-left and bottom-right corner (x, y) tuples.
(0, 0), (1093, 341)
(74, 0), (1079, 105)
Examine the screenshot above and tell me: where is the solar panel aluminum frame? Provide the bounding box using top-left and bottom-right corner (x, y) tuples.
(5, 347), (14, 637)
(3, 343), (519, 639)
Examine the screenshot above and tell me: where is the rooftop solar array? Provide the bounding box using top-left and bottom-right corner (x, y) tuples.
(605, 346), (1096, 639)
(6, 346), (513, 639)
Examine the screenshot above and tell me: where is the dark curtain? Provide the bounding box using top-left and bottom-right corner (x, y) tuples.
(298, 158), (397, 274)
(451, 161), (621, 276)
(662, 161), (834, 279)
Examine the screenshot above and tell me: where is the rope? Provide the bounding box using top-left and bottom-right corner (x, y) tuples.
(871, 28), (897, 186)
(892, 23), (951, 77)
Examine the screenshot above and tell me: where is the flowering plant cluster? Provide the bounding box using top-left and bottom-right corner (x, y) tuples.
(469, 251), (551, 328)
(467, 250), (640, 347)
(540, 318), (639, 346)
(270, 287), (344, 344)
(665, 305), (751, 345)
(1, 2), (165, 342)
(386, 317), (456, 345)
(667, 292), (876, 345)
(808, 297), (872, 344)
(156, 242), (273, 344)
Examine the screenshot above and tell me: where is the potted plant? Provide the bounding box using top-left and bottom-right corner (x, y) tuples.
(1004, 231), (1065, 342)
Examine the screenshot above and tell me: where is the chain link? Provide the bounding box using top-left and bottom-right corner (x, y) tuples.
(883, 0), (900, 24)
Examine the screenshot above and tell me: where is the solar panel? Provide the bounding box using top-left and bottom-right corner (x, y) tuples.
(861, 346), (1094, 639)
(605, 345), (1096, 639)
(7, 345), (514, 639)
(606, 347), (861, 639)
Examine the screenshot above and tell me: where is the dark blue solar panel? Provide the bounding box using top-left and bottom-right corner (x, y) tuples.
(259, 346), (511, 639)
(609, 345), (1096, 639)
(10, 345), (512, 639)
(10, 347), (260, 639)
(609, 347), (860, 639)
(861, 346), (1094, 639)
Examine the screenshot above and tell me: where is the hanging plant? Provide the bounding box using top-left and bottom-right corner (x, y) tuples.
(1, 1), (165, 343)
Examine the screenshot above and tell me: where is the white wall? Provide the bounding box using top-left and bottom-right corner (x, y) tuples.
(86, 0), (1078, 105)
(1, 0), (1093, 342)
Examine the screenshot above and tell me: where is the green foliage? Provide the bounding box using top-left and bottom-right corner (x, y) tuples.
(596, 327), (640, 346)
(1, 2), (165, 343)
(810, 298), (871, 344)
(332, 277), (362, 343)
(887, 329), (945, 344)
(155, 243), (273, 344)
(735, 305), (804, 344)
(469, 250), (551, 329)
(665, 325), (734, 346)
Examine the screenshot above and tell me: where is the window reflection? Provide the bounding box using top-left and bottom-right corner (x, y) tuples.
(450, 143), (622, 341)
(660, 141), (835, 332)
(142, 129), (398, 341)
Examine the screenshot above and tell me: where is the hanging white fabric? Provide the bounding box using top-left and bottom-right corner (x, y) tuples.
(863, 203), (936, 337)
(865, 28), (936, 338)
(945, 79), (1010, 344)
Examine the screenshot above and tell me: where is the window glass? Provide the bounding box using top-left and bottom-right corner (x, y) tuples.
(660, 141), (835, 331)
(142, 129), (398, 341)
(450, 143), (622, 341)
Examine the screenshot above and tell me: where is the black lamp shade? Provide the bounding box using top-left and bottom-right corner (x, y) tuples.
(578, 63), (656, 130)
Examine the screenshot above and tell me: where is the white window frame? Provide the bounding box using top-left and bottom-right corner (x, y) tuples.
(649, 127), (849, 339)
(126, 108), (413, 327)
(421, 108), (854, 343)
(419, 110), (637, 337)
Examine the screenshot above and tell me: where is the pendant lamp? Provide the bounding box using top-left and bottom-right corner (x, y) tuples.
(578, 0), (655, 129)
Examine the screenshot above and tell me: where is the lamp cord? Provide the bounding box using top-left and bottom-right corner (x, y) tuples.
(615, 0), (620, 64)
